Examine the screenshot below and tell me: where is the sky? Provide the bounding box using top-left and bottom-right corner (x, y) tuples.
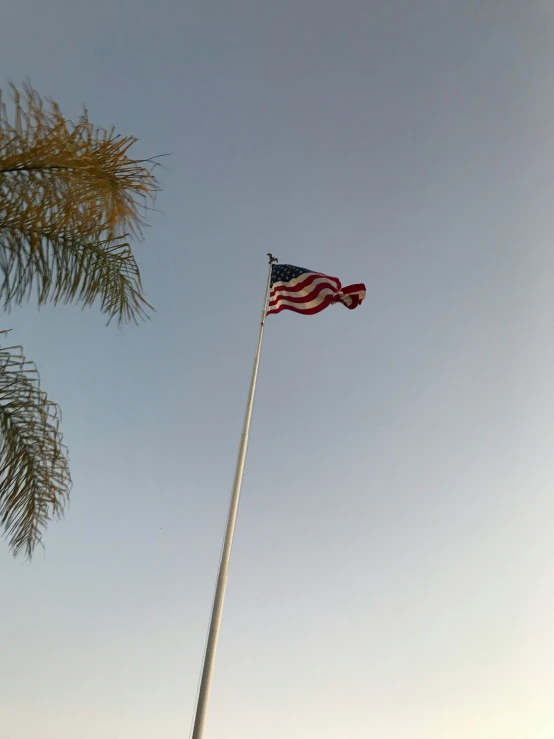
(1, 1), (554, 737)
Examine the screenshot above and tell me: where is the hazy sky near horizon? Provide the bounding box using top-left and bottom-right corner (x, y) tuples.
(2, 2), (554, 738)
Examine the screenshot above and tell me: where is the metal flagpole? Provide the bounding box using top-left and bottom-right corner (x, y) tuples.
(190, 253), (278, 739)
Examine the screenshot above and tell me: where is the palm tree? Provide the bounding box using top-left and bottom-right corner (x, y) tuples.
(0, 83), (159, 557)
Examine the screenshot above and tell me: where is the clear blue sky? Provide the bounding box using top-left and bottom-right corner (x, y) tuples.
(1, 2), (554, 738)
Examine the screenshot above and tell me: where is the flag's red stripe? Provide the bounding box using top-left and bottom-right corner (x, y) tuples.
(267, 282), (339, 308)
(268, 287), (366, 312)
(270, 271), (340, 292)
(338, 294), (362, 309)
(266, 270), (365, 316)
(269, 272), (341, 299)
(266, 293), (337, 316)
(269, 275), (342, 308)
(340, 283), (366, 295)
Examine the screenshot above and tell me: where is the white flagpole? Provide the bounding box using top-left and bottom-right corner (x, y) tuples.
(191, 253), (278, 739)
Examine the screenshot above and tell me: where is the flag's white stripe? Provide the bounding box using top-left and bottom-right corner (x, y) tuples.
(270, 276), (340, 302)
(271, 273), (340, 294)
(342, 289), (366, 304)
(270, 287), (336, 311)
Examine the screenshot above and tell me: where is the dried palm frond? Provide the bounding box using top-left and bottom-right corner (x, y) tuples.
(0, 335), (70, 557)
(0, 82), (159, 323)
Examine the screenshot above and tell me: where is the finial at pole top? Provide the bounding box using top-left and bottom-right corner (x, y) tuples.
(267, 253), (278, 264)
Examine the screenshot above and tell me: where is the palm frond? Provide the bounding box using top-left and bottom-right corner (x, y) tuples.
(0, 82), (159, 323)
(0, 223), (151, 323)
(0, 335), (70, 557)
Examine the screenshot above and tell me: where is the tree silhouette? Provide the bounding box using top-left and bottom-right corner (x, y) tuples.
(0, 83), (159, 557)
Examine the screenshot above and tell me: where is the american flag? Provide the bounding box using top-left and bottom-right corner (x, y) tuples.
(266, 264), (366, 316)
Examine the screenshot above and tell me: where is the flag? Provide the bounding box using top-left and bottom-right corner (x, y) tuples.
(266, 264), (366, 316)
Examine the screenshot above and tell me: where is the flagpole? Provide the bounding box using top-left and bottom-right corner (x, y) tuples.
(190, 253), (278, 739)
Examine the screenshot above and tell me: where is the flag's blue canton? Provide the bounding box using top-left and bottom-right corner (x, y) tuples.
(270, 264), (311, 286)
